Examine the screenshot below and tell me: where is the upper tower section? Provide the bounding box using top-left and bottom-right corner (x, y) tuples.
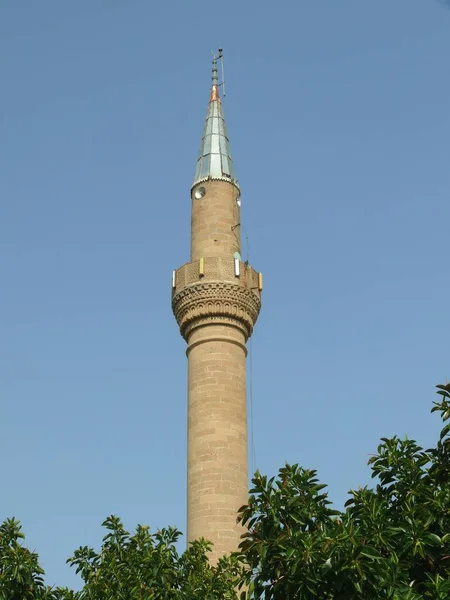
(190, 51), (241, 262)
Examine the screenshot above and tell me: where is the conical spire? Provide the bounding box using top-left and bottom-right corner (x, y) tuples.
(192, 52), (238, 190)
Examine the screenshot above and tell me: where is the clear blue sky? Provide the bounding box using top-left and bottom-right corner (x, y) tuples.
(1, 0), (449, 589)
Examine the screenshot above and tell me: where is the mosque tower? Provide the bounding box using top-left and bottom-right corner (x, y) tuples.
(172, 50), (262, 561)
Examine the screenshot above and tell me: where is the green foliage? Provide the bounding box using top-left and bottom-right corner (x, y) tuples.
(237, 383), (450, 599)
(67, 515), (239, 599)
(2, 383), (450, 599)
(0, 517), (70, 600)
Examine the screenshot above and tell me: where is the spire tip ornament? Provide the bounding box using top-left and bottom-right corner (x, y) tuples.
(193, 48), (238, 190)
(209, 49), (221, 102)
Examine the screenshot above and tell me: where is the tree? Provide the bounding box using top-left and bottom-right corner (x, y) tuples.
(0, 517), (72, 600)
(237, 383), (450, 599)
(66, 516), (240, 599)
(2, 383), (450, 599)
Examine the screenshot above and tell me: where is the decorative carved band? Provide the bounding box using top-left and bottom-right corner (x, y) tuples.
(172, 281), (261, 342)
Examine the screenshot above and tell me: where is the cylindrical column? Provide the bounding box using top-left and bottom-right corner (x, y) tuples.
(186, 323), (247, 561)
(191, 180), (241, 261)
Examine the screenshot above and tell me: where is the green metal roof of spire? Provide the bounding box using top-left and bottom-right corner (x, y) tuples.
(192, 51), (239, 190)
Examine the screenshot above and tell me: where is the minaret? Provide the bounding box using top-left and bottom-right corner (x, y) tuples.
(172, 51), (262, 561)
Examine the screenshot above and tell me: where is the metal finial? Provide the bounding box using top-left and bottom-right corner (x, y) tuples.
(212, 53), (219, 86)
(210, 49), (221, 102)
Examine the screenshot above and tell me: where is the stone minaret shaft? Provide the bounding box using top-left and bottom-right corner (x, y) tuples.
(172, 54), (262, 561)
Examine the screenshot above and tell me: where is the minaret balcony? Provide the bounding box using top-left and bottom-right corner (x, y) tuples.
(172, 257), (262, 342)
